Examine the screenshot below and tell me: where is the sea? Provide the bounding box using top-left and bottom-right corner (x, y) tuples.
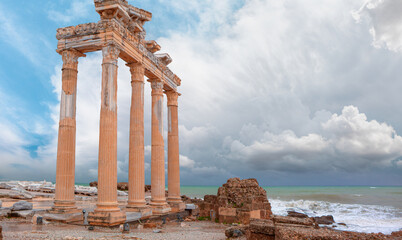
(180, 185), (402, 234)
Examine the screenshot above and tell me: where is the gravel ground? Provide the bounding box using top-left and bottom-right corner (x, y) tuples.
(1, 218), (228, 240)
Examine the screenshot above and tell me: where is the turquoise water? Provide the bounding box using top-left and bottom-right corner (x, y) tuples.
(181, 185), (402, 209)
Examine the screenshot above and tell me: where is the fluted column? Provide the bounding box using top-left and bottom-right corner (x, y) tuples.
(126, 62), (147, 210)
(166, 91), (182, 203)
(96, 44), (120, 212)
(53, 49), (85, 212)
(149, 79), (171, 214)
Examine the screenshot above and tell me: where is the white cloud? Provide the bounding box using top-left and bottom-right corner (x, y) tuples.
(353, 0), (402, 52)
(48, 0), (93, 23)
(179, 155), (195, 168)
(226, 106), (402, 172)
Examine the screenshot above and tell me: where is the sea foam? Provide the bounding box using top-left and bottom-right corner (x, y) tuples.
(269, 199), (402, 234)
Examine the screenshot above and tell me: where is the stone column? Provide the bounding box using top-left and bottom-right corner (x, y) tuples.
(166, 91), (185, 212)
(126, 62), (151, 214)
(53, 49), (85, 213)
(88, 44), (125, 226)
(149, 79), (171, 215)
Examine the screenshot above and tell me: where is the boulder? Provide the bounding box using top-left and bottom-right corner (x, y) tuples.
(12, 201), (33, 211)
(89, 181), (98, 187)
(314, 215), (335, 225)
(287, 211), (308, 218)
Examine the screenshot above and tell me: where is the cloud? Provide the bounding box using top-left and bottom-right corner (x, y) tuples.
(226, 106), (402, 173)
(48, 0), (93, 23)
(353, 0), (402, 52)
(179, 155), (195, 168)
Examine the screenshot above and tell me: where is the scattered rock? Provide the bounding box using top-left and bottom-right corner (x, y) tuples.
(287, 211), (308, 218)
(12, 201), (33, 211)
(0, 200), (2, 208)
(180, 222), (186, 227)
(225, 226), (246, 238)
(137, 224), (143, 229)
(314, 215), (335, 225)
(153, 229), (162, 233)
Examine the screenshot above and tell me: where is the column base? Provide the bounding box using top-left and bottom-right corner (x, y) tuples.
(168, 201), (186, 212)
(88, 211), (126, 226)
(126, 204), (152, 215)
(50, 200), (79, 214)
(150, 202), (171, 215)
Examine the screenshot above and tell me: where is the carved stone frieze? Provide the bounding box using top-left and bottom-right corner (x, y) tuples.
(61, 49), (86, 70)
(56, 9), (180, 87)
(102, 44), (120, 64)
(165, 90), (179, 106)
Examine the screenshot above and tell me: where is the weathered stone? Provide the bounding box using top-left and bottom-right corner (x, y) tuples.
(273, 215), (315, 226)
(0, 200), (2, 208)
(287, 211), (308, 218)
(0, 208), (11, 218)
(8, 189), (33, 200)
(0, 183), (13, 189)
(314, 215), (335, 225)
(225, 226), (247, 238)
(12, 201), (33, 211)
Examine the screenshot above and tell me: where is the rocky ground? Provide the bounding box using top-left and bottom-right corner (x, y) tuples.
(1, 218), (228, 240)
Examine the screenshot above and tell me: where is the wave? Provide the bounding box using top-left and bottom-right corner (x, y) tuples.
(269, 198), (402, 234)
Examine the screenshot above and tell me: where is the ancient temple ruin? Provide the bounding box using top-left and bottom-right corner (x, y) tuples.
(52, 0), (184, 226)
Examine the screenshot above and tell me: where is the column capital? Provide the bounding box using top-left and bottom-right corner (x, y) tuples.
(165, 90), (180, 106)
(148, 79), (164, 95)
(102, 43), (120, 65)
(61, 49), (86, 70)
(126, 62), (145, 83)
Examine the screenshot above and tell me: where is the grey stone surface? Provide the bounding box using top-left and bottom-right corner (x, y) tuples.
(12, 201), (33, 211)
(185, 204), (196, 210)
(0, 200), (2, 208)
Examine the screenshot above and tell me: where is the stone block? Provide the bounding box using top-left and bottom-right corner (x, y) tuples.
(151, 204), (171, 215)
(88, 211), (126, 226)
(12, 201), (33, 211)
(273, 215), (315, 226)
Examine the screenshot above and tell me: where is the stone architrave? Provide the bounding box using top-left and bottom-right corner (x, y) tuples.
(53, 49), (85, 213)
(166, 91), (185, 212)
(126, 62), (151, 214)
(88, 44), (126, 226)
(149, 80), (171, 215)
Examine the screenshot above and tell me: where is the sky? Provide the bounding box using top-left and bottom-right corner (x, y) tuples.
(0, 0), (402, 186)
